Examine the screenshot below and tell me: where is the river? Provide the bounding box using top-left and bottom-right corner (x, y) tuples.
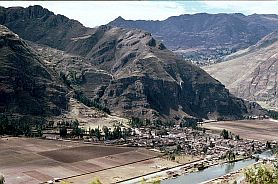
(162, 159), (255, 184)
(162, 150), (274, 184)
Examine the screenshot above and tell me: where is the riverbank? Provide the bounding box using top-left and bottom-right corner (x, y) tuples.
(119, 155), (251, 184)
(118, 158), (204, 184)
(204, 150), (276, 184)
(163, 158), (256, 184)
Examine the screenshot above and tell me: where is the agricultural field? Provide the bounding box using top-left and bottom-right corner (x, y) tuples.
(203, 119), (278, 141)
(0, 137), (165, 184)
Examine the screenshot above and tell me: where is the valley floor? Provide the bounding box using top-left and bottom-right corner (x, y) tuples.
(0, 137), (177, 184)
(203, 119), (278, 141)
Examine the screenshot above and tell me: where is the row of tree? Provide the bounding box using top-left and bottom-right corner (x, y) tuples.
(128, 117), (175, 128)
(0, 115), (42, 137)
(220, 129), (240, 140)
(59, 124), (133, 141)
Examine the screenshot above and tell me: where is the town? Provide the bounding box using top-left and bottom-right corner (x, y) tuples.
(42, 117), (277, 172)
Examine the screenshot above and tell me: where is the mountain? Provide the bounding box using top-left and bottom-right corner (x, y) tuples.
(109, 13), (278, 64)
(0, 5), (265, 121)
(0, 25), (68, 119)
(0, 5), (93, 50)
(109, 13), (278, 50)
(204, 31), (278, 110)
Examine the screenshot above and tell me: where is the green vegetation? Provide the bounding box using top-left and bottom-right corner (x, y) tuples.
(0, 114), (42, 137)
(128, 117), (175, 128)
(89, 125), (132, 141)
(244, 149), (278, 183)
(61, 181), (70, 184)
(220, 129), (231, 139)
(59, 71), (71, 87)
(268, 110), (278, 120)
(179, 118), (204, 131)
(140, 177), (161, 184)
(245, 164), (278, 184)
(226, 150), (236, 162)
(89, 177), (102, 184)
(58, 119), (85, 138)
(0, 175), (4, 184)
(74, 91), (110, 114)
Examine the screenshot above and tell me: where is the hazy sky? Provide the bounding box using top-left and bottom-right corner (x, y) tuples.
(1, 1), (278, 27)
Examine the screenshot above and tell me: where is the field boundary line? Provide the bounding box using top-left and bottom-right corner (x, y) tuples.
(39, 154), (161, 184)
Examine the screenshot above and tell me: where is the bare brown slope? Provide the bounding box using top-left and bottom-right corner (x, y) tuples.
(204, 31), (278, 109)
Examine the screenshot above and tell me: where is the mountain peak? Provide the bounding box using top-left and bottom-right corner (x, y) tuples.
(114, 16), (125, 21)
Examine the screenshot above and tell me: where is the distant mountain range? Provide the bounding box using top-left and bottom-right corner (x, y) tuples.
(204, 31), (278, 110)
(109, 13), (278, 64)
(0, 5), (265, 122)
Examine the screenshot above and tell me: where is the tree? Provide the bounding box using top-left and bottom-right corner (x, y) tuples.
(59, 127), (67, 138)
(245, 164), (278, 184)
(0, 175), (4, 184)
(266, 141), (272, 149)
(94, 127), (101, 140)
(89, 177), (102, 184)
(112, 126), (122, 139)
(102, 126), (109, 140)
(226, 150), (236, 162)
(220, 129), (229, 139)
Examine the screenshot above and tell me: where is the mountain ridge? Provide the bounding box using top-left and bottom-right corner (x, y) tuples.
(204, 31), (278, 109)
(109, 12), (278, 65)
(109, 13), (278, 50)
(0, 5), (266, 121)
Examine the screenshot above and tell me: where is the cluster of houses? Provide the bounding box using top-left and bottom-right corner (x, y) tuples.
(123, 125), (277, 163)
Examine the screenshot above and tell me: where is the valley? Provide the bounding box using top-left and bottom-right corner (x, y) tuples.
(0, 2), (278, 184)
(203, 119), (278, 141)
(1, 118), (277, 184)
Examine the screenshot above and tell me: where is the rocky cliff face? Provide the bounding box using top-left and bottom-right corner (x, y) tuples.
(0, 5), (264, 120)
(0, 25), (68, 117)
(204, 31), (278, 110)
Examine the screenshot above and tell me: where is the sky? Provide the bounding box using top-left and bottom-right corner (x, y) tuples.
(1, 1), (278, 28)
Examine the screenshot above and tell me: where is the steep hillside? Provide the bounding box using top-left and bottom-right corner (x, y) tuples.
(0, 5), (264, 120)
(0, 25), (68, 118)
(204, 31), (278, 109)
